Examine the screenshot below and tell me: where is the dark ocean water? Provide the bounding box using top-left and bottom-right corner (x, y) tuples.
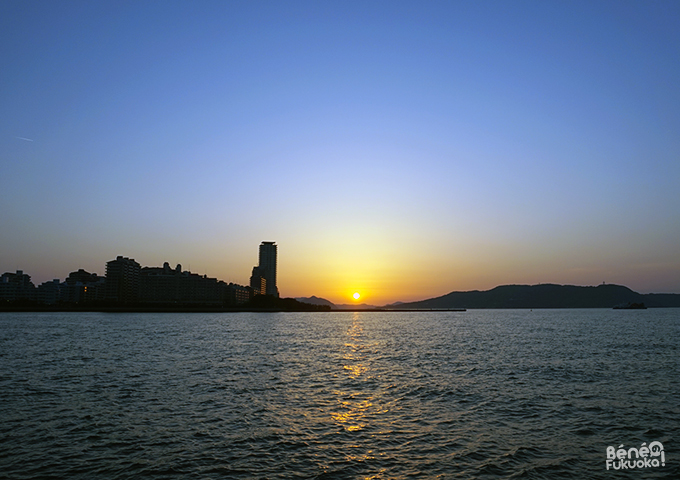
(0, 309), (678, 479)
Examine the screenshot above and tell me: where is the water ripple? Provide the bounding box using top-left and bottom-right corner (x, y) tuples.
(1, 310), (678, 479)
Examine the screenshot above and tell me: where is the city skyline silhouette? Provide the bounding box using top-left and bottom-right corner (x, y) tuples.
(3, 239), (680, 310)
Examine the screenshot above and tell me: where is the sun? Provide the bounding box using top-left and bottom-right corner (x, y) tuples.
(353, 292), (361, 300)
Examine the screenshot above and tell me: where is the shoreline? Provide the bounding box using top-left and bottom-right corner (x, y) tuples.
(0, 305), (466, 313)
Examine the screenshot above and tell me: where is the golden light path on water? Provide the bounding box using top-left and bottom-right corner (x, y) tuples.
(329, 313), (394, 477)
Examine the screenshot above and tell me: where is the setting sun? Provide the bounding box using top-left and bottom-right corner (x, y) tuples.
(353, 292), (361, 300)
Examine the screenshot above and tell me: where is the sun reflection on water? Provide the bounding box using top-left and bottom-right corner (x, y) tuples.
(331, 397), (375, 431)
(343, 364), (368, 377)
(330, 313), (381, 434)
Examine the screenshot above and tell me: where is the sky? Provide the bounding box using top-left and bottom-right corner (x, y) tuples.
(1, 0), (679, 305)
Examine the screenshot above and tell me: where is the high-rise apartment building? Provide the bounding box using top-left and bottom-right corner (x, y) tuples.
(250, 241), (278, 297)
(105, 256), (141, 303)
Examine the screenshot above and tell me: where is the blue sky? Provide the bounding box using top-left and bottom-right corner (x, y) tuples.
(2, 0), (679, 304)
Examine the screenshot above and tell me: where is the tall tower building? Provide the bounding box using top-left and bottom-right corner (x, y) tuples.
(251, 241), (278, 297)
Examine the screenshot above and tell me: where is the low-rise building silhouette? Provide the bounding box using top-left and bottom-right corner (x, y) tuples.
(63, 269), (105, 303)
(140, 262), (220, 304)
(0, 270), (36, 302)
(37, 279), (62, 304)
(250, 266), (267, 296)
(226, 282), (252, 305)
(139, 261), (252, 306)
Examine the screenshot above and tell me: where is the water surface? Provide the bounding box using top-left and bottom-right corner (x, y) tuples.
(1, 309), (678, 479)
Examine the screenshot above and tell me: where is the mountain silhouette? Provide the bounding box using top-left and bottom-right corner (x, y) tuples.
(295, 296), (335, 307)
(394, 284), (680, 309)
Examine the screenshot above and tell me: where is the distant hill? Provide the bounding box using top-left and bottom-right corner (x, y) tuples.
(246, 295), (331, 311)
(295, 297), (381, 310)
(394, 284), (680, 309)
(295, 296), (336, 308)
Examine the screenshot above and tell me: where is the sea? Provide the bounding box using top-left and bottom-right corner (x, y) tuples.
(0, 309), (678, 479)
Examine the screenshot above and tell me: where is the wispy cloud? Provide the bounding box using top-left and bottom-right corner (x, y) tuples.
(15, 136), (34, 142)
